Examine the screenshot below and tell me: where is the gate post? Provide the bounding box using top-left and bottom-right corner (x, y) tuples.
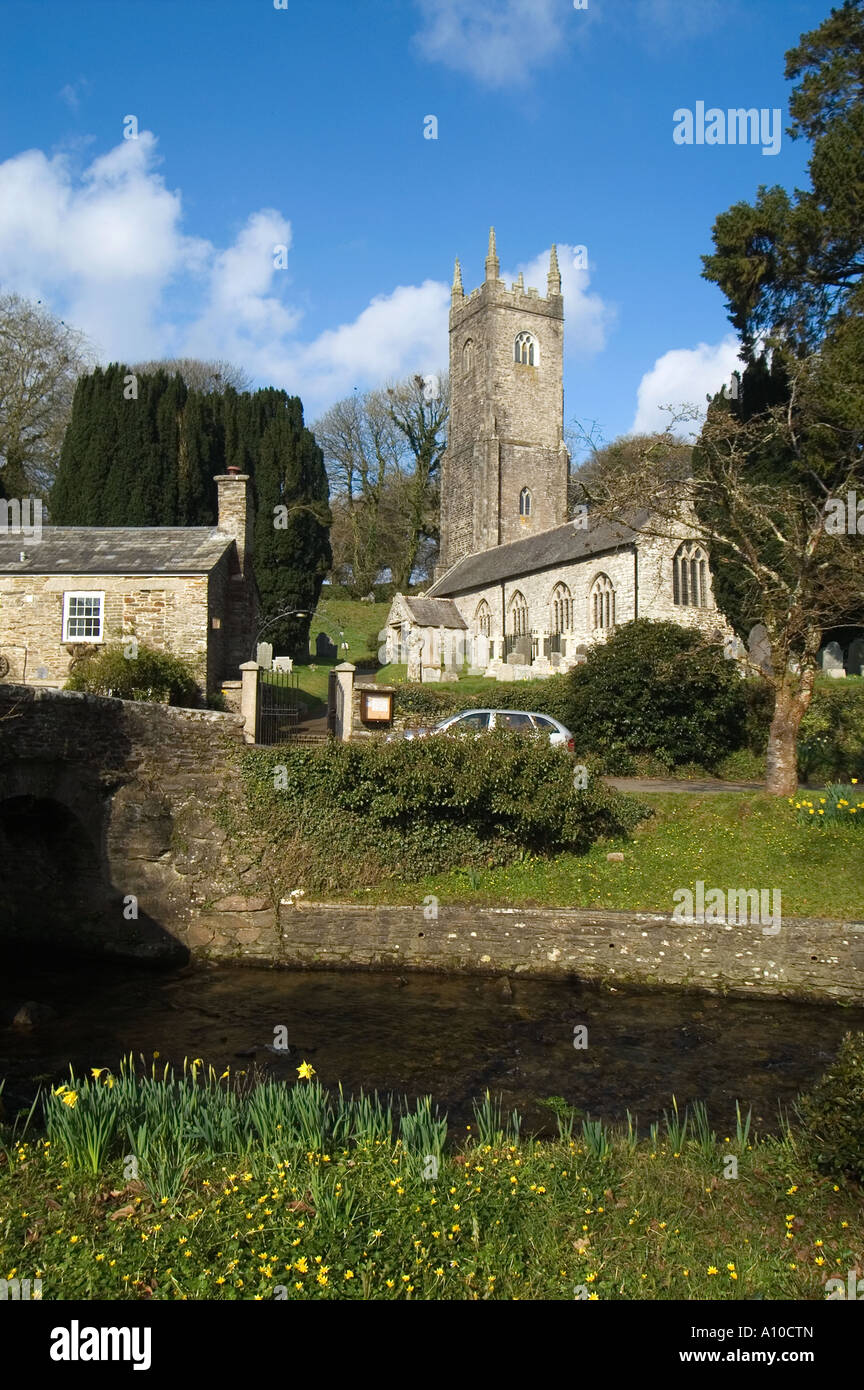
(333, 662), (356, 742)
(239, 661), (259, 744)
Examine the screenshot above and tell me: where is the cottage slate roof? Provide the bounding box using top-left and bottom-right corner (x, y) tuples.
(401, 595), (467, 629)
(0, 527), (236, 575)
(427, 511), (651, 597)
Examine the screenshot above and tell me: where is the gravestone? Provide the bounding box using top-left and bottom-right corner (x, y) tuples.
(256, 642), (273, 671)
(315, 631), (338, 662)
(747, 624), (772, 673)
(821, 640), (845, 678)
(506, 651), (522, 666)
(512, 635), (532, 663)
(848, 637), (864, 677)
(272, 656), (293, 673)
(407, 630), (424, 682)
(724, 634), (746, 662)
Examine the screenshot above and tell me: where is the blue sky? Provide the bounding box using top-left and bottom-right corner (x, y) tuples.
(0, 0), (831, 443)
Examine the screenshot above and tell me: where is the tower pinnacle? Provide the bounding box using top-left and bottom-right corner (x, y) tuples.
(485, 226), (500, 282)
(452, 257), (464, 304)
(547, 243), (561, 296)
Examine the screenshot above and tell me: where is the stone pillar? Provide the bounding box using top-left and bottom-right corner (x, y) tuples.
(334, 662), (356, 741)
(239, 661), (259, 744)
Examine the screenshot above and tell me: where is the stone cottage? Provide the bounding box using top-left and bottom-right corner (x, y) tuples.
(385, 230), (729, 680)
(0, 470), (257, 695)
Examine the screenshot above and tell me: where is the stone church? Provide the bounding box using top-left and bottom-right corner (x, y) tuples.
(385, 229), (728, 681)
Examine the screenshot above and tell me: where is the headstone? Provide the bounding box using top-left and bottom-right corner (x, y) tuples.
(550, 652), (563, 668)
(747, 624), (772, 673)
(724, 635), (746, 662)
(848, 637), (864, 677)
(407, 629), (424, 682)
(272, 656), (293, 672)
(256, 642), (273, 670)
(506, 651), (522, 666)
(821, 640), (845, 678)
(421, 666), (441, 683)
(315, 631), (338, 661)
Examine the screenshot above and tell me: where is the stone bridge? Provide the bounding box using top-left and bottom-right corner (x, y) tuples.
(0, 684), (272, 963)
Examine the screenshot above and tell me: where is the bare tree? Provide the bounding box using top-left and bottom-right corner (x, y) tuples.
(315, 373), (448, 593)
(129, 357), (252, 393)
(578, 381), (864, 796)
(0, 293), (94, 496)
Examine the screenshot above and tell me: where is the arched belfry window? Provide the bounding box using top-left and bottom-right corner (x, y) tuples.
(514, 331), (538, 366)
(519, 487), (532, 518)
(590, 574), (615, 631)
(462, 338), (474, 374)
(508, 591), (529, 636)
(673, 541), (709, 608)
(551, 582), (573, 633)
(474, 599), (492, 637)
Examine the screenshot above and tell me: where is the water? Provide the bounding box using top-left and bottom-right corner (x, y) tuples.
(2, 958), (861, 1135)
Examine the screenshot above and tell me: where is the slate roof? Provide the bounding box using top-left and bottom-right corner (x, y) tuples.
(0, 527), (236, 575)
(401, 595), (467, 629)
(427, 511), (650, 597)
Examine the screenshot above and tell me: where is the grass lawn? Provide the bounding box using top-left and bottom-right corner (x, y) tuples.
(341, 792), (864, 922)
(3, 1071), (861, 1301)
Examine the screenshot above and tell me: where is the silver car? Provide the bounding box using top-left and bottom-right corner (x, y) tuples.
(393, 708), (575, 750)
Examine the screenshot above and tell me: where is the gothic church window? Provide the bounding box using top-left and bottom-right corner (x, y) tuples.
(508, 591), (529, 636)
(474, 600), (492, 637)
(590, 574), (615, 631)
(462, 338), (474, 373)
(519, 488), (532, 517)
(673, 541), (708, 608)
(551, 582), (573, 633)
(514, 331), (537, 366)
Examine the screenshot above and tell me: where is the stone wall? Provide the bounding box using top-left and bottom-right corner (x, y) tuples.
(0, 683), (258, 962)
(197, 902), (864, 1004)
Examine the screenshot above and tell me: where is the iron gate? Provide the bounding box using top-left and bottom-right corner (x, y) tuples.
(256, 668), (300, 744)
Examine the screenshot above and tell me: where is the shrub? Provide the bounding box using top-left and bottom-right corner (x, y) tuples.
(393, 675), (574, 727)
(797, 1032), (864, 1184)
(66, 642), (200, 706)
(797, 680), (864, 783)
(232, 734), (650, 889)
(564, 620), (747, 769)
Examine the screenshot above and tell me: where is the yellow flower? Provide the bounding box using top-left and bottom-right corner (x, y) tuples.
(707, 1266), (718, 1275)
(344, 1270), (354, 1280)
(61, 1091), (78, 1108)
(296, 1061), (316, 1080)
(386, 1279), (395, 1288)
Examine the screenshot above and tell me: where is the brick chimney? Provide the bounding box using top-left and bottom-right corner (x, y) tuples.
(214, 469), (254, 578)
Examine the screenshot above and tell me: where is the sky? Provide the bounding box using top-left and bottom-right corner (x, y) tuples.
(0, 0), (834, 446)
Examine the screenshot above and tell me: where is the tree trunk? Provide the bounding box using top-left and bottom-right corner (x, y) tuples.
(764, 669), (815, 796)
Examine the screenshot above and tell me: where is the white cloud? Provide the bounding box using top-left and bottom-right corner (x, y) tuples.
(59, 78), (90, 111)
(503, 243), (614, 357)
(0, 131), (453, 415)
(413, 0), (580, 88)
(631, 335), (741, 435)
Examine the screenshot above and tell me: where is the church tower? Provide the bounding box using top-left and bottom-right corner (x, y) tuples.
(436, 229), (569, 577)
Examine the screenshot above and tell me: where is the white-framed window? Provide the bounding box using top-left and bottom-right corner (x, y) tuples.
(514, 331), (538, 366)
(590, 574), (615, 631)
(673, 541), (709, 608)
(519, 487), (532, 517)
(62, 591), (105, 642)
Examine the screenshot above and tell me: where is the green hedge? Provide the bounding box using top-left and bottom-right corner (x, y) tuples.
(231, 734), (649, 889)
(797, 1032), (864, 1184)
(393, 674), (574, 726)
